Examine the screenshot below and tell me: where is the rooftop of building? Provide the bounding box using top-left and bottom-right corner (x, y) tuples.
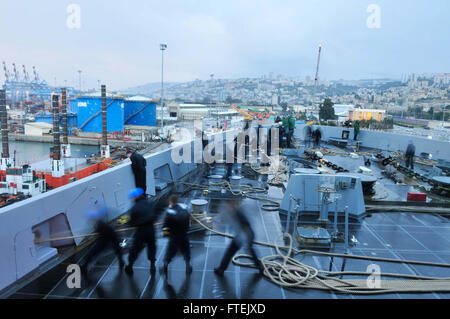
(24, 122), (53, 129)
(126, 95), (154, 102)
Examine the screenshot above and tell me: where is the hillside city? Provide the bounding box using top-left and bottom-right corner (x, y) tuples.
(127, 73), (450, 121)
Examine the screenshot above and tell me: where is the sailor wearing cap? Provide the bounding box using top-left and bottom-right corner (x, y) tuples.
(125, 188), (158, 275)
(162, 195), (192, 275)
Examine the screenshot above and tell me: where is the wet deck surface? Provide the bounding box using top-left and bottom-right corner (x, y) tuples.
(7, 142), (450, 299)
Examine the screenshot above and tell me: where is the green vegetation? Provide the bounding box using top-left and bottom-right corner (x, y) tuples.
(357, 118), (394, 130)
(319, 120), (337, 126)
(225, 96), (242, 104)
(389, 106), (450, 121)
(296, 113), (308, 121)
(319, 98), (337, 121)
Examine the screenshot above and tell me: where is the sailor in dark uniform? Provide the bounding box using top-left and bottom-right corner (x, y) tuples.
(405, 139), (416, 170)
(306, 125), (313, 148)
(267, 125), (273, 157)
(125, 188), (158, 275)
(214, 200), (263, 276)
(81, 206), (125, 277)
(244, 121), (250, 160)
(163, 195), (192, 275)
(126, 149), (147, 193)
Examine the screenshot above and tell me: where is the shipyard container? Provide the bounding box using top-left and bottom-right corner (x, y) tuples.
(124, 95), (156, 126)
(407, 192), (427, 202)
(76, 95), (125, 133)
(24, 122), (53, 136)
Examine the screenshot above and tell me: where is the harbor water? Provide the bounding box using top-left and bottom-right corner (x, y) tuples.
(7, 141), (100, 166)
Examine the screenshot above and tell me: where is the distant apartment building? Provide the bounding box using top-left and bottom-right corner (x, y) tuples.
(434, 73), (450, 86)
(167, 102), (238, 121)
(271, 94), (279, 105)
(347, 109), (386, 122)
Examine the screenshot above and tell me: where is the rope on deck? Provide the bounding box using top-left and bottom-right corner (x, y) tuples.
(35, 158), (450, 294)
(189, 213), (450, 295)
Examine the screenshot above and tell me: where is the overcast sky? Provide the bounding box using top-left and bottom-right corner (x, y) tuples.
(1, 0), (449, 90)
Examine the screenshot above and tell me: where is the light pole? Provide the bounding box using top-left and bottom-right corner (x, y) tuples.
(78, 70), (82, 92)
(160, 44), (167, 131)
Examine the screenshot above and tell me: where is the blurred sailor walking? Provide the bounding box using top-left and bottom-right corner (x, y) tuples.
(81, 204), (125, 277)
(125, 188), (158, 275)
(405, 139), (416, 170)
(163, 195), (192, 275)
(214, 200), (263, 276)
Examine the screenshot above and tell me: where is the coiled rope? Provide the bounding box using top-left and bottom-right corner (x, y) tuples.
(189, 213), (450, 294)
(35, 158), (450, 294)
(158, 177), (281, 211)
(35, 194), (450, 294)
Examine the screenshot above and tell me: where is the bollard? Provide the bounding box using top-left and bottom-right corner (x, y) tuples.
(292, 199), (301, 239)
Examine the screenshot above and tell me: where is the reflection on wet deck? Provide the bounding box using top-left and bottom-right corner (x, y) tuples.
(8, 143), (450, 299)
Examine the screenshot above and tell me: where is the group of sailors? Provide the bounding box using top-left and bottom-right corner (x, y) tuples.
(305, 125), (323, 148)
(81, 191), (192, 277)
(80, 116), (301, 279)
(81, 148), (264, 279)
(191, 117), (297, 174)
(81, 190), (263, 279)
(274, 115), (296, 148)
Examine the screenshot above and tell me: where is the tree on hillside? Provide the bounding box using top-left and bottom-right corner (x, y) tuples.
(225, 96), (242, 104)
(201, 97), (211, 104)
(319, 98), (336, 121)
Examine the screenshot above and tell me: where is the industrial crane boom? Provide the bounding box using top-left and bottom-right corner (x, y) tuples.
(232, 104), (253, 120)
(312, 44), (322, 110)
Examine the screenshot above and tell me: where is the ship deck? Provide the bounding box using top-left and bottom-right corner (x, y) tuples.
(6, 140), (450, 299)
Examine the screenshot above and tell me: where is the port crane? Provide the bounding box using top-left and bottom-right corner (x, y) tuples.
(2, 62), (12, 83)
(312, 44), (322, 111)
(32, 66), (46, 84)
(11, 63), (21, 82)
(22, 65), (30, 83)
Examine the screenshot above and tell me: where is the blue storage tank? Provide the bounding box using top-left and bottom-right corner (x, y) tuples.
(68, 99), (78, 113)
(124, 96), (156, 126)
(76, 95), (125, 133)
(34, 112), (78, 135)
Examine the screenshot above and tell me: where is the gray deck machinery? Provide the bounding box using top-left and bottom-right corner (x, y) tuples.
(280, 173), (365, 249)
